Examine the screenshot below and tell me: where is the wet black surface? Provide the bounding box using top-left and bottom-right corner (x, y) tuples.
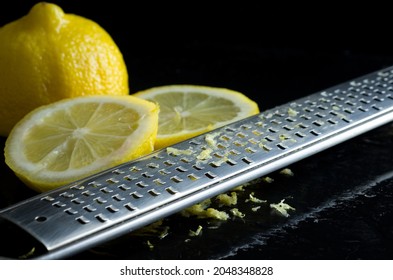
(1, 1), (393, 260)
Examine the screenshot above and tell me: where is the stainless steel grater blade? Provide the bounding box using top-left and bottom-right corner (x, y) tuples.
(2, 65), (393, 260)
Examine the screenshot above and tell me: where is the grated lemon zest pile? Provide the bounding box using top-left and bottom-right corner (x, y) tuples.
(216, 192), (238, 206)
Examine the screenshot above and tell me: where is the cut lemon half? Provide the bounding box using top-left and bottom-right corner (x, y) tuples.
(134, 85), (259, 149)
(4, 95), (159, 192)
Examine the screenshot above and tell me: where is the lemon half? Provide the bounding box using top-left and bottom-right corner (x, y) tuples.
(4, 95), (159, 192)
(134, 85), (259, 149)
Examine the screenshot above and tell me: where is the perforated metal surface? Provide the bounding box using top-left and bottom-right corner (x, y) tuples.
(2, 66), (393, 259)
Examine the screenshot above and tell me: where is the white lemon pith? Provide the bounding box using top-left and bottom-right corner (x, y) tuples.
(134, 85), (260, 149)
(4, 95), (159, 192)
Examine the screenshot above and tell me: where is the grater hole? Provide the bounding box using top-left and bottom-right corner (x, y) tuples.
(88, 181), (101, 188)
(142, 172), (154, 178)
(310, 130), (321, 136)
(240, 124), (252, 130)
(259, 143), (272, 151)
(312, 121), (323, 127)
(153, 178), (166, 186)
(233, 140), (246, 147)
(71, 198), (84, 205)
(130, 191), (143, 199)
(294, 132), (305, 138)
(70, 185), (85, 191)
(170, 176), (183, 183)
(148, 189), (161, 196)
(60, 192), (74, 198)
(100, 187), (113, 194)
(95, 214), (108, 223)
(315, 112), (326, 118)
(241, 157), (253, 164)
(226, 159), (237, 166)
(123, 175), (136, 181)
(130, 166), (142, 172)
(220, 135), (231, 141)
(176, 166), (188, 172)
(64, 208), (78, 215)
(106, 205), (119, 213)
(213, 152), (225, 158)
(344, 108), (354, 114)
(270, 119), (281, 125)
(298, 123), (309, 129)
(180, 158), (191, 164)
(209, 161), (224, 168)
(192, 164), (204, 171)
(83, 205), (97, 212)
(252, 129), (263, 136)
(112, 194), (125, 202)
(147, 163), (159, 169)
(277, 143), (287, 150)
(225, 127), (236, 132)
(106, 178), (119, 184)
(112, 169), (125, 175)
(124, 202), (137, 211)
(136, 181), (148, 188)
(205, 171), (217, 179)
(187, 173), (200, 181)
(35, 216), (47, 222)
(153, 154), (164, 160)
(255, 121), (264, 127)
(227, 149), (240, 155)
(165, 187), (178, 195)
(76, 216), (90, 224)
(245, 147), (257, 153)
(159, 169), (171, 175)
(164, 160), (175, 166)
(236, 132), (247, 138)
(118, 184), (131, 191)
(248, 138), (259, 145)
(317, 105), (328, 110)
(41, 196), (55, 202)
(94, 197), (107, 204)
(217, 143), (229, 149)
(82, 190), (95, 197)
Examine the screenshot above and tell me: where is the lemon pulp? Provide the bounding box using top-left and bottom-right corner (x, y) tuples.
(134, 85), (259, 149)
(5, 95), (158, 192)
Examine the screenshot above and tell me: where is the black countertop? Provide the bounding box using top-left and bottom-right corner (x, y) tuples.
(1, 1), (393, 260)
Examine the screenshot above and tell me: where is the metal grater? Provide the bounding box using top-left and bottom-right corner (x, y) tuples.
(2, 66), (393, 259)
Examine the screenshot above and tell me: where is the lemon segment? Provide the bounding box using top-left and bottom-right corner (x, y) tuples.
(4, 95), (159, 192)
(134, 85), (259, 149)
(0, 2), (128, 136)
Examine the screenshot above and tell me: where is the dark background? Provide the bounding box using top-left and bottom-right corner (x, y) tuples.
(1, 1), (393, 260)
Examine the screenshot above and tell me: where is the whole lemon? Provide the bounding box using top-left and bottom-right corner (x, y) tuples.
(0, 2), (129, 136)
